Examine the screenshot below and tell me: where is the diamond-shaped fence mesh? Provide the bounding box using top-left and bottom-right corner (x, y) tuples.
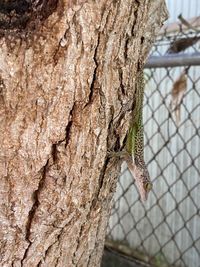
(106, 16), (200, 267)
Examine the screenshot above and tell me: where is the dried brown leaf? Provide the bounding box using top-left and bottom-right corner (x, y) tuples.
(167, 36), (200, 54)
(170, 71), (187, 125)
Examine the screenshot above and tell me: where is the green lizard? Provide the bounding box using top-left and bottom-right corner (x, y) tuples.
(110, 72), (152, 202)
(125, 72), (153, 202)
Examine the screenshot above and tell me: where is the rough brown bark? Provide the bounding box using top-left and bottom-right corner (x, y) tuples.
(0, 0), (167, 266)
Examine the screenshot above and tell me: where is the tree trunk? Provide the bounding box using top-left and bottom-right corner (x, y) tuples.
(0, 0), (167, 266)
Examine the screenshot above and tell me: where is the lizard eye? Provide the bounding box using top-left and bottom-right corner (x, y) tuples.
(144, 182), (152, 191)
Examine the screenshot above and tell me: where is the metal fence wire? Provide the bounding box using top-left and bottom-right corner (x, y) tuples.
(106, 17), (200, 267)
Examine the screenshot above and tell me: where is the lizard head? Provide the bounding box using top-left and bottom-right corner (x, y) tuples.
(135, 174), (153, 202)
(129, 163), (153, 202)
(142, 180), (153, 201)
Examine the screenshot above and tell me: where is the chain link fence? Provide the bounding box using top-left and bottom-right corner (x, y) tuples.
(105, 15), (200, 267)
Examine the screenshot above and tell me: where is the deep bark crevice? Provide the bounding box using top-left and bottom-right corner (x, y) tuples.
(65, 104), (76, 148)
(21, 159), (49, 265)
(118, 68), (125, 96)
(52, 143), (58, 163)
(131, 0), (140, 36)
(91, 156), (111, 210)
(84, 34), (100, 107)
(65, 120), (73, 148)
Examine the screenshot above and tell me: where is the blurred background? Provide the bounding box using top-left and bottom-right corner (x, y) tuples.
(102, 1), (200, 266)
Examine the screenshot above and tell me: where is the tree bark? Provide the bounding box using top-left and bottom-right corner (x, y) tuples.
(0, 0), (167, 266)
